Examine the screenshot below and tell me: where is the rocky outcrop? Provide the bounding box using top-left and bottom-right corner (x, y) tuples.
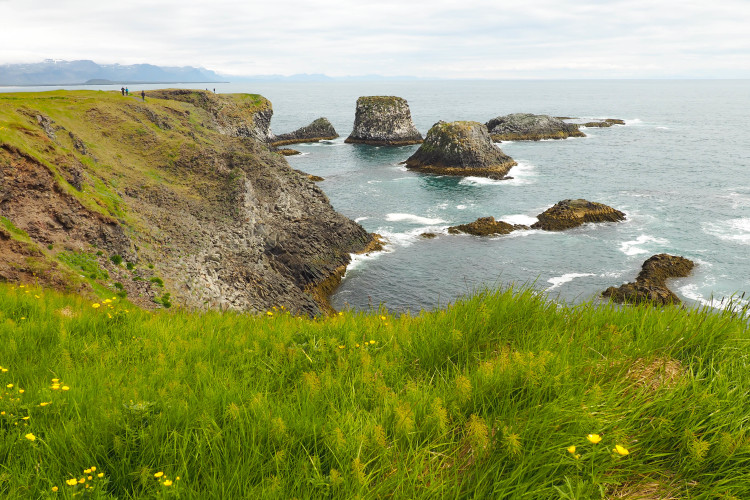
(602, 254), (695, 305)
(404, 121), (516, 180)
(0, 90), (373, 316)
(147, 89), (274, 142)
(581, 119), (625, 128)
(345, 96), (423, 146)
(485, 113), (585, 141)
(448, 217), (528, 236)
(271, 117), (338, 146)
(531, 199), (625, 231)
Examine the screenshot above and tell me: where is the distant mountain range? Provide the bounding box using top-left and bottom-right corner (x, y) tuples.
(0, 60), (225, 85)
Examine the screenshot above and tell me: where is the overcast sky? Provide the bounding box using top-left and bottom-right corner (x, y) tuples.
(3, 0), (749, 78)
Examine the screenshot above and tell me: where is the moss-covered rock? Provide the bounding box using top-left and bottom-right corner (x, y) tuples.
(345, 96), (423, 146)
(531, 199), (626, 231)
(271, 117), (338, 147)
(448, 217), (528, 236)
(485, 113), (585, 141)
(602, 254), (695, 305)
(404, 121), (516, 180)
(580, 118), (626, 128)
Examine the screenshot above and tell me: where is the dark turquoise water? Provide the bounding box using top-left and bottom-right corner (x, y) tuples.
(6, 80), (749, 313)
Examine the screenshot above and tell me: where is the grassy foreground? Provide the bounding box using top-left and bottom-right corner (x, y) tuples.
(1, 284), (749, 499)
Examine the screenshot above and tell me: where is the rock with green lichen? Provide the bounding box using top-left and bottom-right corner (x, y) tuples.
(485, 113), (585, 141)
(602, 254), (695, 305)
(531, 199), (625, 231)
(404, 121), (516, 180)
(345, 96), (423, 146)
(448, 217), (528, 236)
(271, 117), (338, 147)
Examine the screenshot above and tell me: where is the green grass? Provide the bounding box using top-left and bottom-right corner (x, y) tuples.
(1, 283), (749, 498)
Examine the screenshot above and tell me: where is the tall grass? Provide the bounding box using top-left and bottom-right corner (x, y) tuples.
(1, 283), (749, 498)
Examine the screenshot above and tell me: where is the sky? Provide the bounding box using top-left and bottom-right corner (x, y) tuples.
(3, 0), (750, 79)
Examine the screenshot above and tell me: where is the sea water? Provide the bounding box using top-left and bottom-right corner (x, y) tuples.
(6, 80), (749, 313)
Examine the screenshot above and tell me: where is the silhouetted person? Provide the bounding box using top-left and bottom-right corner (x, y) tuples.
(141, 90), (145, 101)
(121, 87), (125, 96)
(125, 87), (129, 95)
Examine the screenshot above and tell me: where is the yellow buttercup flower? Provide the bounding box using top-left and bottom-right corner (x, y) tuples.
(154, 471), (164, 478)
(78, 477), (85, 484)
(66, 478), (78, 486)
(587, 434), (602, 444)
(61, 386), (70, 391)
(18, 389), (24, 394)
(567, 445), (576, 454)
(163, 480), (173, 486)
(52, 486), (58, 492)
(91, 467), (96, 472)
(97, 473), (104, 478)
(84, 469), (91, 474)
(51, 378), (59, 383)
(613, 444), (630, 456)
(40, 402), (51, 406)
(6, 384), (12, 389)
(24, 433), (36, 441)
(92, 303), (101, 309)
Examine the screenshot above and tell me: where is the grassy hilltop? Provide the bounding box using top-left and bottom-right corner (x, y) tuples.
(0, 90), (370, 315)
(2, 283), (749, 498)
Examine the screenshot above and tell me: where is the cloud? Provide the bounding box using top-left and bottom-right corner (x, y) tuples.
(2, 0), (750, 78)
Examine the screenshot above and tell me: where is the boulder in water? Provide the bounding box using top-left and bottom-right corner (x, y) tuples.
(448, 216), (528, 236)
(404, 121), (516, 180)
(602, 254), (695, 305)
(531, 199), (625, 231)
(485, 113), (585, 141)
(271, 117), (338, 146)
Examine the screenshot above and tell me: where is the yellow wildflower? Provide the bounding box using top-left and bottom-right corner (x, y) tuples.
(91, 467), (96, 472)
(51, 385), (60, 390)
(52, 486), (58, 492)
(154, 471), (164, 478)
(66, 478), (78, 486)
(6, 384), (12, 388)
(78, 478), (85, 484)
(61, 386), (70, 391)
(1, 368), (6, 372)
(22, 416), (29, 420)
(338, 345), (345, 349)
(176, 476), (180, 480)
(40, 402), (51, 406)
(97, 473), (104, 478)
(84, 469), (91, 474)
(574, 454), (581, 459)
(103, 299), (112, 304)
(266, 311), (273, 316)
(51, 378), (59, 383)
(34, 295), (40, 299)
(587, 434), (602, 444)
(613, 444), (630, 456)
(24, 433), (35, 441)
(88, 476), (92, 480)
(567, 445), (576, 454)
(369, 340), (376, 344)
(164, 480), (173, 486)
(0, 411), (4, 415)
(355, 343), (360, 347)
(18, 389), (24, 394)
(92, 303), (101, 309)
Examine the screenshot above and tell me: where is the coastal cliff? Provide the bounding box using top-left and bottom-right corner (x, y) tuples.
(0, 89), (372, 316)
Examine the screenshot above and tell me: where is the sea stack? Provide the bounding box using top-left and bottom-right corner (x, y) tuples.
(271, 117), (338, 147)
(345, 96), (423, 146)
(602, 254), (695, 305)
(531, 199), (625, 231)
(485, 113), (585, 141)
(404, 121), (516, 180)
(447, 217), (528, 236)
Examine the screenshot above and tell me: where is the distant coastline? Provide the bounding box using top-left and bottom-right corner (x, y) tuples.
(0, 80), (229, 88)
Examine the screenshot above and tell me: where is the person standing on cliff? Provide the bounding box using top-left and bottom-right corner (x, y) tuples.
(141, 90), (146, 101)
(121, 87), (125, 96)
(125, 87), (129, 96)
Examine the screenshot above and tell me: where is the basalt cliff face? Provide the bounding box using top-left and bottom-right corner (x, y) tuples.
(0, 89), (371, 316)
(345, 96), (423, 146)
(404, 121), (516, 180)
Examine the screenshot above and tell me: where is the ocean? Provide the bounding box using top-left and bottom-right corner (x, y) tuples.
(5, 80), (750, 313)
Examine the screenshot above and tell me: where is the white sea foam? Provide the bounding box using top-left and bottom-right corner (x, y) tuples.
(458, 161), (537, 187)
(655, 126), (669, 130)
(678, 283), (748, 311)
(456, 205), (467, 210)
(354, 217), (369, 223)
(703, 218), (750, 245)
(624, 118), (642, 125)
(385, 213), (447, 225)
(500, 214), (538, 226)
(546, 273), (596, 291)
(618, 235), (669, 256)
(367, 180), (382, 184)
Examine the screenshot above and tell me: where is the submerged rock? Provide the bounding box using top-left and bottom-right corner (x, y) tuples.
(485, 113), (585, 141)
(448, 216), (528, 236)
(404, 121), (516, 180)
(531, 199), (625, 231)
(603, 254), (695, 305)
(276, 148), (301, 156)
(345, 96), (423, 146)
(271, 117), (338, 146)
